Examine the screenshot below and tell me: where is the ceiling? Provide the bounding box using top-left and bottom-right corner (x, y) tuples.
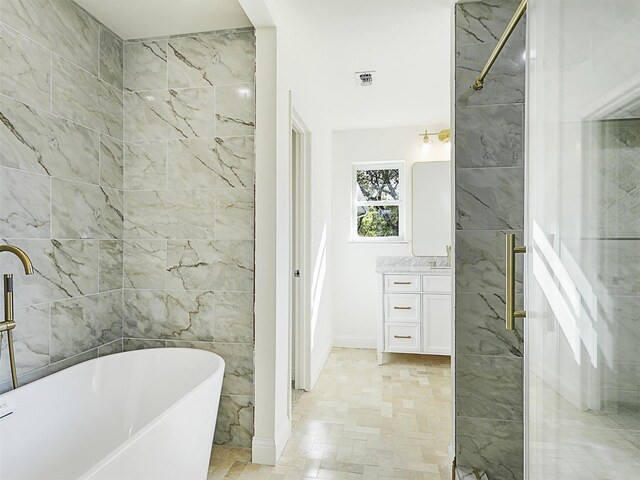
(75, 0), (252, 39)
(271, 0), (455, 130)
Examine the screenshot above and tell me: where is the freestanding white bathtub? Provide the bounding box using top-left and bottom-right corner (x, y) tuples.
(0, 348), (225, 480)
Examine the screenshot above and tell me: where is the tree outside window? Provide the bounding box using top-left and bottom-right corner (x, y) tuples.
(352, 162), (404, 240)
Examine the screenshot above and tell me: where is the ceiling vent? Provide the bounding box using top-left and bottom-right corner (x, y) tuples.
(355, 71), (375, 87)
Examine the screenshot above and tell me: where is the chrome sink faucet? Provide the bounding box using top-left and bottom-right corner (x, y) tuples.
(0, 245), (34, 389)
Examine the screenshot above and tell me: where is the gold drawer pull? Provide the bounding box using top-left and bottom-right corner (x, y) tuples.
(394, 335), (412, 339)
(393, 306), (412, 310)
(505, 233), (526, 330)
(393, 281), (412, 285)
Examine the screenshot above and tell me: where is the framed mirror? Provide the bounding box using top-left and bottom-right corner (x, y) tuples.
(412, 161), (451, 256)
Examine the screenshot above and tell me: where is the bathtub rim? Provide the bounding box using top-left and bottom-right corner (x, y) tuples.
(0, 347), (225, 401)
(76, 349), (225, 480)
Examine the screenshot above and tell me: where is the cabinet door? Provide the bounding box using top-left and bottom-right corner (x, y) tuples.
(422, 294), (451, 355)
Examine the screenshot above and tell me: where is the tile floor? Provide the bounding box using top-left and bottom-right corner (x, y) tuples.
(208, 348), (452, 479)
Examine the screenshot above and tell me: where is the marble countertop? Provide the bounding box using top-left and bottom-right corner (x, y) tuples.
(375, 256), (452, 274)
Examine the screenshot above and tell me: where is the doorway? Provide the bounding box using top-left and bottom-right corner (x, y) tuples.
(289, 106), (311, 414)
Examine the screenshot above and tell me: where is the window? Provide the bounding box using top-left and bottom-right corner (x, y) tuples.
(352, 162), (404, 241)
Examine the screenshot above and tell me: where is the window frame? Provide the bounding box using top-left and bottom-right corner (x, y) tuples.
(350, 161), (406, 242)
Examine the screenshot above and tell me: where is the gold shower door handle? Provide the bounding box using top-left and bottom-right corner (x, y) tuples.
(505, 233), (526, 330)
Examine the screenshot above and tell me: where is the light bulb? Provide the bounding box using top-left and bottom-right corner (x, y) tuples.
(421, 141), (431, 155)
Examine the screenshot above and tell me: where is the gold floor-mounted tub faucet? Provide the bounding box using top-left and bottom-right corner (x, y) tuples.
(0, 245), (34, 389)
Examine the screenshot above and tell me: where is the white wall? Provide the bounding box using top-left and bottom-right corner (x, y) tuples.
(240, 0), (454, 465)
(240, 0), (336, 464)
(269, 0), (335, 397)
(331, 127), (450, 348)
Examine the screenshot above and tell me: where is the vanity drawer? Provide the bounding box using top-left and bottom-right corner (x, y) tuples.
(385, 323), (421, 352)
(384, 294), (420, 323)
(422, 275), (451, 294)
(384, 274), (420, 293)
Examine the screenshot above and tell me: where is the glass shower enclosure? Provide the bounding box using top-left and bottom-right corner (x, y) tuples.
(527, 0), (640, 478)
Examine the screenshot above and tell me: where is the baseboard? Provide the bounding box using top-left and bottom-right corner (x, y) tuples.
(275, 416), (291, 460)
(251, 436), (276, 465)
(252, 416), (291, 465)
(332, 336), (377, 349)
(310, 339), (333, 389)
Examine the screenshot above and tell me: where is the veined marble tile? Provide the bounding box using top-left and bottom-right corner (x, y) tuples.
(214, 188), (254, 240)
(0, 167), (50, 238)
(50, 290), (122, 362)
(215, 395), (254, 447)
(123, 239), (167, 289)
(215, 292), (253, 343)
(99, 27), (123, 90)
(166, 240), (254, 291)
(97, 339), (122, 357)
(0, 24), (51, 110)
(0, 96), (100, 183)
(166, 340), (253, 396)
(455, 466), (489, 480)
(456, 0), (524, 47)
(0, 303), (49, 382)
(122, 337), (166, 351)
(168, 30), (255, 88)
(124, 88), (214, 141)
(455, 230), (523, 294)
(456, 292), (523, 357)
(52, 55), (123, 139)
(123, 289), (216, 341)
(168, 136), (254, 189)
(457, 417), (523, 480)
(124, 190), (213, 239)
(100, 135), (124, 190)
(456, 355), (523, 421)
(1, 239), (100, 307)
(124, 140), (167, 190)
(99, 239), (123, 292)
(599, 295), (640, 364)
(0, 348), (99, 394)
(602, 363), (640, 397)
(599, 239), (640, 295)
(456, 37), (525, 107)
(123, 39), (168, 92)
(456, 104), (524, 168)
(1, 0), (100, 74)
(52, 179), (123, 239)
(456, 167), (524, 230)
(215, 84), (255, 137)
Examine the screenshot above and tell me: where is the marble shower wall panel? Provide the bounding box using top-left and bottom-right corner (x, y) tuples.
(122, 29), (256, 447)
(454, 1), (526, 478)
(597, 120), (640, 409)
(0, 0), (125, 393)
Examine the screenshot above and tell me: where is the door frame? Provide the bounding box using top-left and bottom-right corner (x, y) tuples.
(289, 95), (312, 401)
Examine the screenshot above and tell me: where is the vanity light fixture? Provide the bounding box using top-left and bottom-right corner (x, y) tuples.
(420, 128), (451, 153)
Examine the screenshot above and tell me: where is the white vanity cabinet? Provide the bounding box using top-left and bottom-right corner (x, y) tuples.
(377, 272), (452, 364)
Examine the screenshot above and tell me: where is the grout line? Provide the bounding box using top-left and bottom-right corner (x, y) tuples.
(125, 81), (255, 95)
(49, 51), (53, 113)
(123, 26), (254, 45)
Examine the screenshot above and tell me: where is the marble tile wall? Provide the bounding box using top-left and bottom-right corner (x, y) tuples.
(0, 0), (255, 450)
(121, 29), (256, 448)
(454, 1), (526, 479)
(0, 0), (125, 391)
(598, 119), (640, 411)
